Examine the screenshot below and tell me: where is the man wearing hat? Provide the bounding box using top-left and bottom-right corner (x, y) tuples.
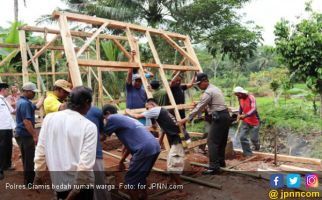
(15, 82), (45, 186)
(234, 86), (260, 156)
(44, 79), (72, 115)
(179, 73), (231, 175)
(0, 83), (16, 180)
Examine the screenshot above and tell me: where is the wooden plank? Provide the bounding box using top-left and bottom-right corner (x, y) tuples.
(78, 59), (199, 71)
(125, 27), (153, 98)
(183, 38), (203, 72)
(100, 68), (129, 72)
(89, 68), (120, 110)
(76, 22), (109, 57)
(96, 37), (104, 106)
(187, 139), (207, 149)
(27, 35), (59, 66)
(78, 59), (137, 68)
(227, 156), (257, 169)
(0, 49), (19, 67)
(26, 45), (46, 92)
(51, 50), (56, 83)
(234, 149), (322, 165)
(146, 30), (187, 148)
(111, 39), (131, 59)
(0, 72), (72, 76)
(160, 33), (199, 67)
(19, 25), (128, 41)
(103, 151), (221, 189)
(119, 103), (195, 114)
(52, 11), (187, 40)
(0, 43), (85, 51)
(58, 14), (83, 86)
(19, 30), (29, 83)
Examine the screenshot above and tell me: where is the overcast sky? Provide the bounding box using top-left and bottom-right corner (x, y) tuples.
(0, 0), (322, 45)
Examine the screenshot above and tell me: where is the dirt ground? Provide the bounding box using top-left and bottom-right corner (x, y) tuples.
(1, 140), (320, 200)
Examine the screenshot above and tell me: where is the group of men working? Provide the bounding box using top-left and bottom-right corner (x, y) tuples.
(0, 64), (260, 200)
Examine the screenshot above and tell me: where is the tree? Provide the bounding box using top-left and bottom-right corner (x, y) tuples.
(13, 0), (27, 21)
(274, 3), (322, 118)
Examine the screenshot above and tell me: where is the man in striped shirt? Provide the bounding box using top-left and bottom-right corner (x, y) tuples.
(234, 86), (260, 157)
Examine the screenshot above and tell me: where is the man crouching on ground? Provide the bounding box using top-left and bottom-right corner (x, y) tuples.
(102, 104), (160, 200)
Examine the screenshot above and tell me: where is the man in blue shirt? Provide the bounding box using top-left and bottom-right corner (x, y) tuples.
(85, 106), (111, 200)
(15, 82), (44, 186)
(102, 104), (160, 200)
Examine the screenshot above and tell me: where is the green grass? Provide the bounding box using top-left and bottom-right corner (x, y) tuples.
(256, 97), (321, 134)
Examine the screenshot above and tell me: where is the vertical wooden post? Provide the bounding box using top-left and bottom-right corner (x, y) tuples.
(19, 30), (29, 83)
(34, 49), (42, 95)
(51, 50), (56, 83)
(86, 52), (92, 88)
(125, 27), (153, 99)
(58, 14), (82, 86)
(96, 37), (104, 106)
(146, 31), (185, 150)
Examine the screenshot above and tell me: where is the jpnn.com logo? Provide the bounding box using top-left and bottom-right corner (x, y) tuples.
(270, 174), (284, 189)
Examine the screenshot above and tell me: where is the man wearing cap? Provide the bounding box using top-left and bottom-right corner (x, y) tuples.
(179, 73), (231, 175)
(0, 83), (16, 180)
(15, 82), (45, 186)
(150, 80), (169, 106)
(126, 51), (148, 125)
(44, 79), (72, 115)
(234, 86), (260, 156)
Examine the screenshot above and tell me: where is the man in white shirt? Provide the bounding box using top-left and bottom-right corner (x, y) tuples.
(0, 83), (16, 180)
(34, 86), (97, 200)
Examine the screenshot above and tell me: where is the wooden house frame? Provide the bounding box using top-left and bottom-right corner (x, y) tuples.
(0, 11), (207, 150)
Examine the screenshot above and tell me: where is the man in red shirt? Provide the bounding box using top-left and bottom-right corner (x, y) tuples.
(234, 86), (260, 156)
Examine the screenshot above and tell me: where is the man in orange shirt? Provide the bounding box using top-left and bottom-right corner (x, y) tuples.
(234, 86), (260, 157)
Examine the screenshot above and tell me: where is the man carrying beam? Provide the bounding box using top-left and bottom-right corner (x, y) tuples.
(102, 104), (160, 200)
(179, 73), (231, 175)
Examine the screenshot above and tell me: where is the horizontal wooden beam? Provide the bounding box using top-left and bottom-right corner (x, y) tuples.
(52, 11), (187, 40)
(0, 43), (81, 51)
(119, 103), (196, 114)
(19, 25), (128, 41)
(0, 72), (87, 76)
(78, 59), (137, 68)
(234, 149), (322, 165)
(77, 59), (199, 71)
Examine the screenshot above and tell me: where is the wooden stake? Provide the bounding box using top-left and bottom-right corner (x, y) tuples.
(19, 30), (29, 83)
